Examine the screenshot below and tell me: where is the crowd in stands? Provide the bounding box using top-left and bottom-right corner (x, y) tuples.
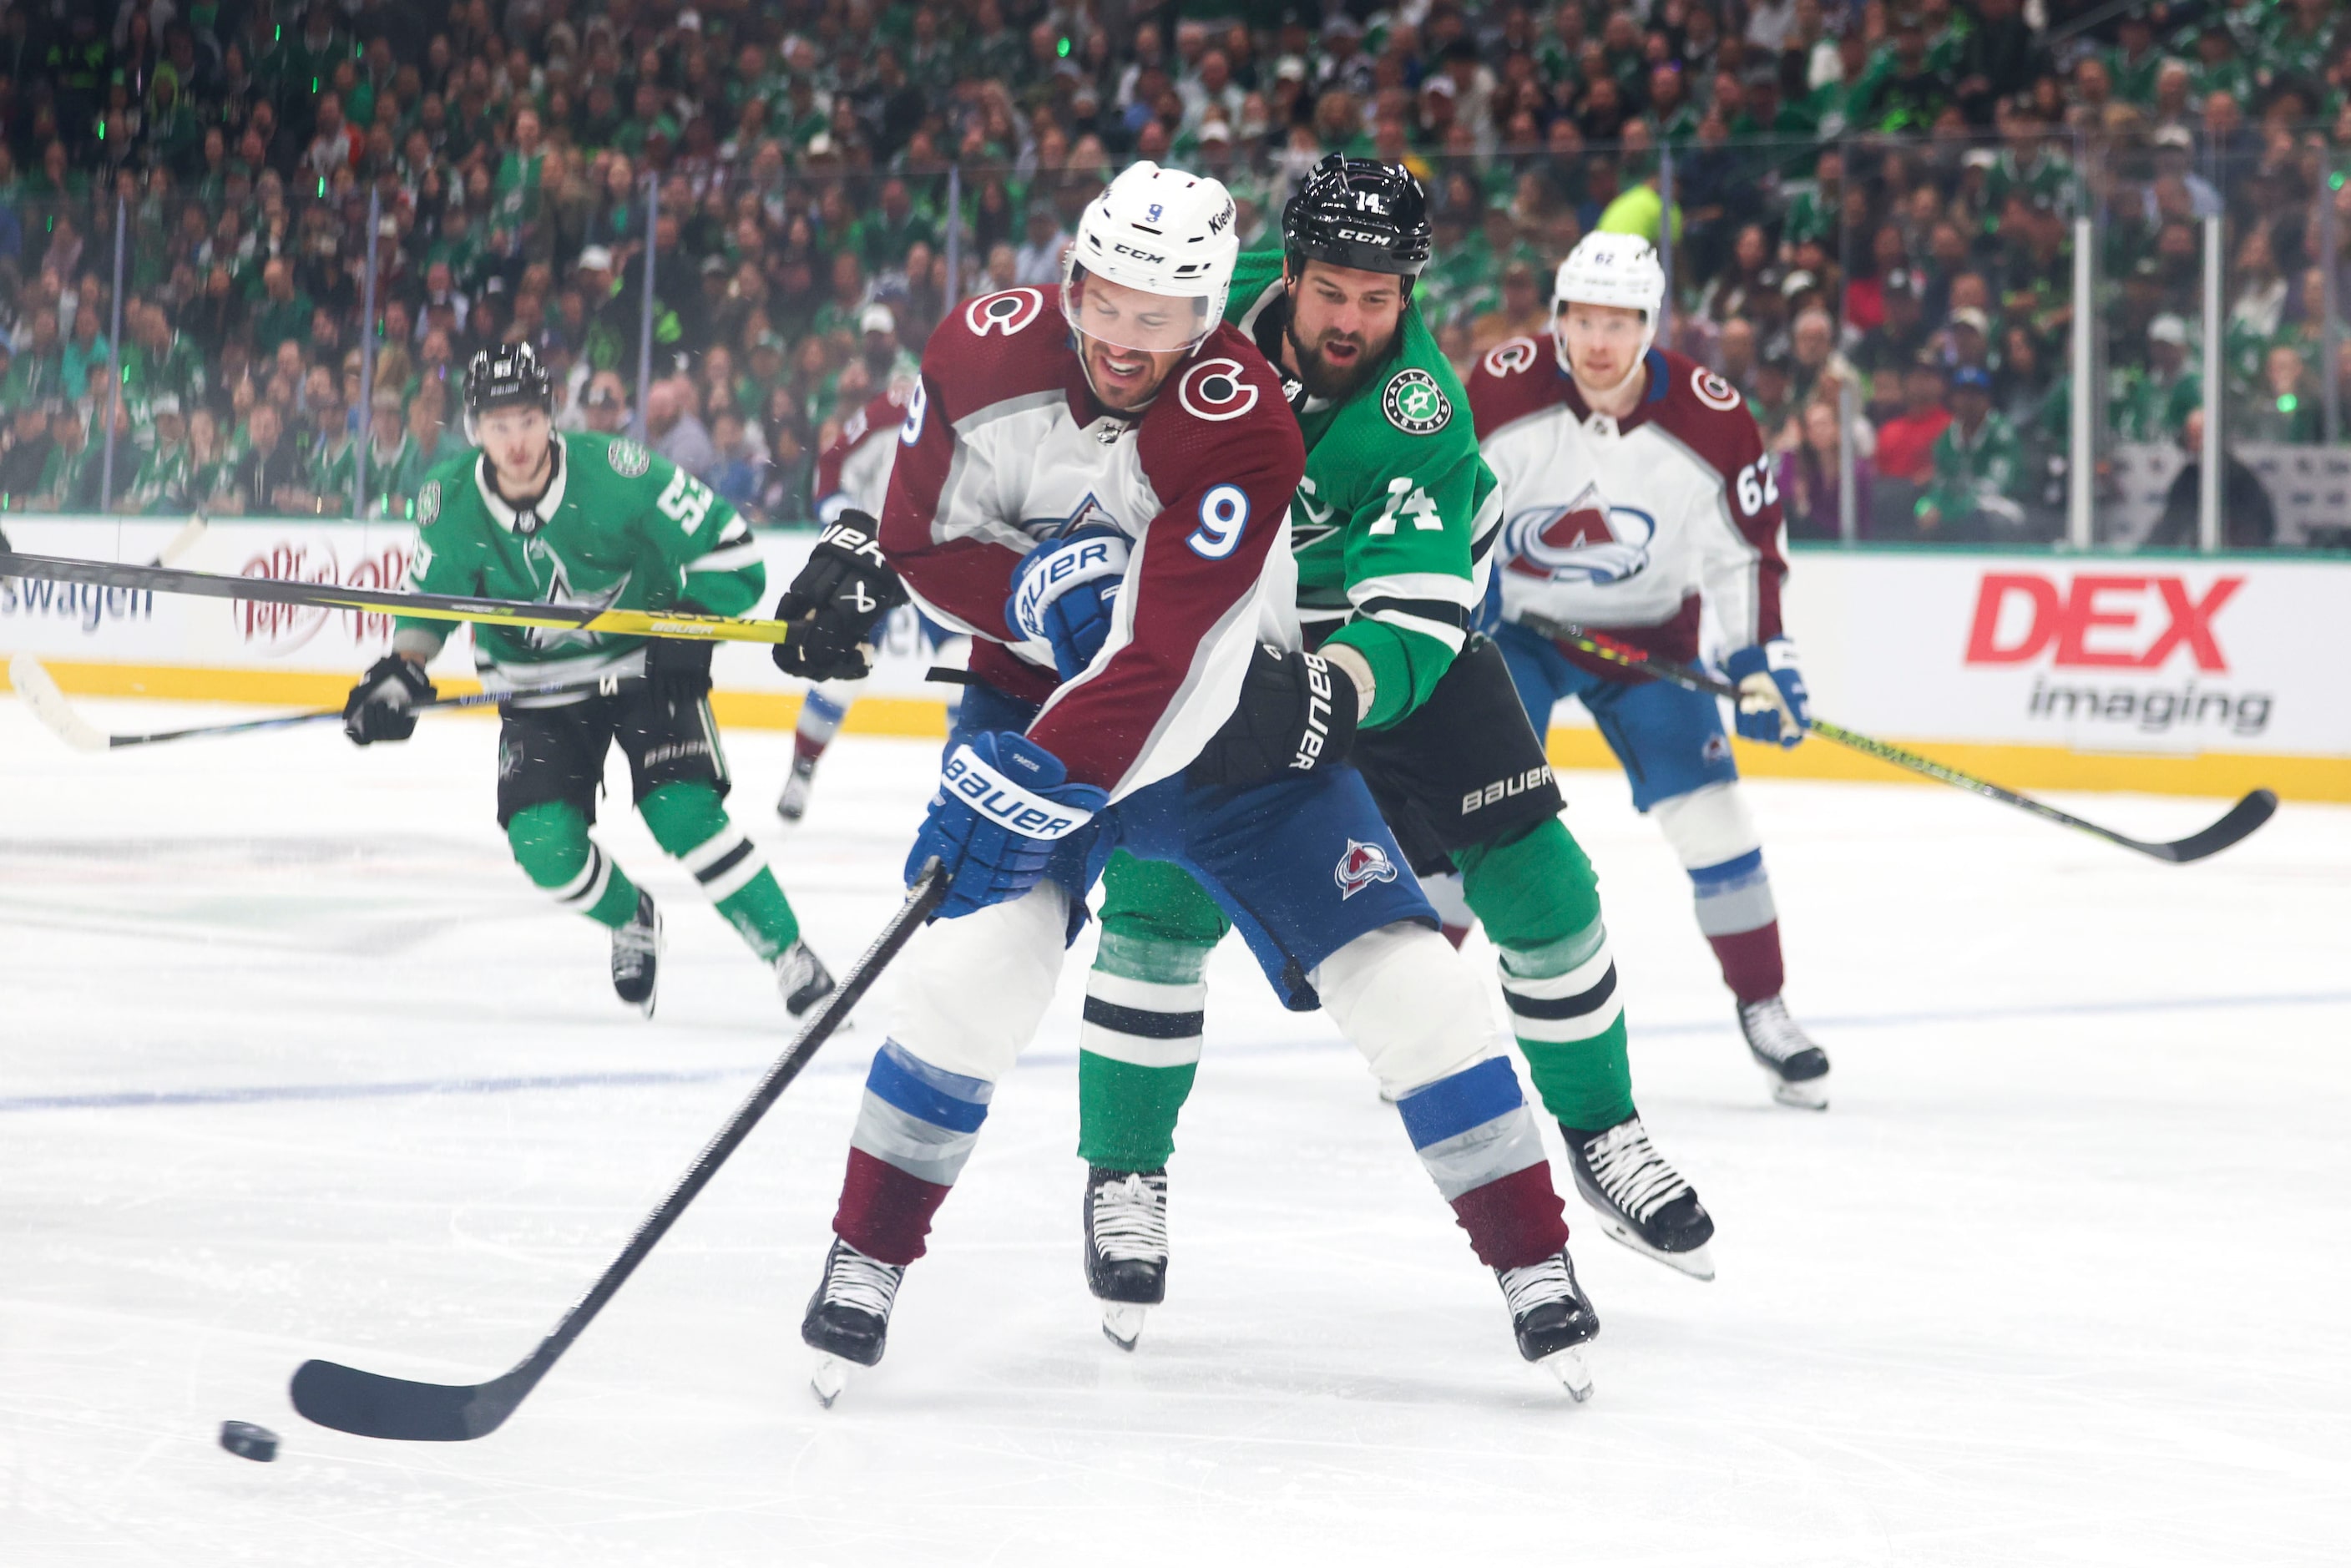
(0, 0), (2344, 546)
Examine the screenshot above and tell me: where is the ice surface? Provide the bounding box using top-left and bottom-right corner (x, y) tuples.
(3, 696), (2347, 1565)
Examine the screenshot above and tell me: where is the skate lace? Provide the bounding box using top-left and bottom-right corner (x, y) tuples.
(1495, 1254), (1577, 1319)
(822, 1243), (904, 1318)
(612, 918), (658, 979)
(1740, 996), (1816, 1064)
(1581, 1118), (1691, 1224)
(1090, 1171), (1169, 1264)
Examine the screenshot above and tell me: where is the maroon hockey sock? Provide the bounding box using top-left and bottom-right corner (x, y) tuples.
(1707, 920), (1787, 1005)
(793, 729), (832, 767)
(1449, 1164), (1572, 1271)
(1439, 922), (1472, 951)
(833, 1149), (954, 1267)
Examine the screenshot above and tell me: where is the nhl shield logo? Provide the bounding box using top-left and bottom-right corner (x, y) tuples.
(1382, 368), (1451, 434)
(1333, 838), (1399, 900)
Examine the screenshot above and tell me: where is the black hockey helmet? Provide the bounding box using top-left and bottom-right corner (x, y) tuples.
(463, 341), (553, 437)
(1282, 154), (1433, 283)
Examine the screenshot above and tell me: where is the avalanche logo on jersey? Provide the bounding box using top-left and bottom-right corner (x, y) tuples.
(1500, 481), (1657, 585)
(1019, 492), (1125, 543)
(1333, 838), (1399, 900)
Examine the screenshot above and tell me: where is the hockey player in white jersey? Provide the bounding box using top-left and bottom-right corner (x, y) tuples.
(770, 163), (1601, 1404)
(1468, 232), (1830, 1109)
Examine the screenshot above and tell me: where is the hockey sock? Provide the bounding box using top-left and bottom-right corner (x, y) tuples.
(1691, 854), (1786, 1003)
(507, 802), (641, 929)
(796, 679), (856, 765)
(1457, 819), (1636, 1131)
(1075, 928), (1213, 1171)
(639, 781), (800, 961)
(1393, 1056), (1570, 1270)
(834, 1039), (993, 1266)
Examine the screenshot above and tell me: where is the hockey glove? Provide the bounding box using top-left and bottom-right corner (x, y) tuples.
(770, 512), (908, 681)
(1186, 642), (1359, 788)
(1725, 639), (1811, 748)
(908, 730), (1107, 919)
(1005, 526), (1129, 680)
(642, 635), (715, 703)
(342, 655), (437, 746)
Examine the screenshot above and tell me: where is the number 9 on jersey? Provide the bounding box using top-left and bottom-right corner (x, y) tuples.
(1187, 484), (1249, 559)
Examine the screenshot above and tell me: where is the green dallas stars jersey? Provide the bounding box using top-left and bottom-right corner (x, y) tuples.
(1226, 249), (1498, 730)
(397, 431), (763, 694)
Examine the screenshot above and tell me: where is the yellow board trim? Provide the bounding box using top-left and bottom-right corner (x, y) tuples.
(5, 659), (2342, 800)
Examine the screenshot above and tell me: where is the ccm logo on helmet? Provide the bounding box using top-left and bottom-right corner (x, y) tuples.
(965, 288), (1045, 337)
(1115, 243), (1167, 264)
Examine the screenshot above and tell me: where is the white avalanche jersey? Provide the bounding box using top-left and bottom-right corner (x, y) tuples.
(1467, 340), (1788, 674)
(879, 286), (1305, 801)
(813, 387), (907, 522)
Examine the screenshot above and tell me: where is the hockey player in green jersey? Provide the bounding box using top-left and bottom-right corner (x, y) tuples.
(1072, 159), (1716, 1351)
(341, 344), (836, 1019)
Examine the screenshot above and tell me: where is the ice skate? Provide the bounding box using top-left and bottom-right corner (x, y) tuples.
(1084, 1166), (1168, 1350)
(1565, 1115), (1716, 1280)
(802, 1238), (905, 1408)
(776, 752), (817, 825)
(611, 890), (662, 1018)
(1495, 1249), (1598, 1401)
(776, 939), (837, 1018)
(1739, 994), (1831, 1109)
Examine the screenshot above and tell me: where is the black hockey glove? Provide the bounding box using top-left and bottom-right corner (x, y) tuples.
(642, 635), (715, 703)
(1187, 642), (1359, 789)
(342, 655), (436, 746)
(770, 512), (908, 681)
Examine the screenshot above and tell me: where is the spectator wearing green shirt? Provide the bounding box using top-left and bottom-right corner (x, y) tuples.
(2111, 314), (2203, 444)
(33, 405), (100, 512)
(120, 396), (191, 513)
(1, 307), (64, 410)
(2234, 344), (2323, 445)
(2102, 10), (2169, 107)
(851, 179), (938, 274)
(250, 260), (314, 360)
(1917, 365), (2025, 539)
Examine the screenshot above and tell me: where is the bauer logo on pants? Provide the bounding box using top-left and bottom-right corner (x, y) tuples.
(1333, 838), (1399, 899)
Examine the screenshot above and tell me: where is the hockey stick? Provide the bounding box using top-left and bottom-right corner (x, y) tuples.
(6, 652), (640, 752)
(290, 860), (951, 1442)
(153, 516), (210, 568)
(0, 550), (798, 646)
(1515, 612), (2278, 864)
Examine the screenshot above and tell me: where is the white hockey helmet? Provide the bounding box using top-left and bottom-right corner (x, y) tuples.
(1551, 230), (1665, 387)
(1061, 161), (1241, 357)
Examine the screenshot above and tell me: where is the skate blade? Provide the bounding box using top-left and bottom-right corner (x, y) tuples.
(1595, 1216), (1716, 1282)
(1100, 1302), (1148, 1352)
(1539, 1344), (1594, 1403)
(810, 1354), (854, 1409)
(1767, 1071), (1830, 1111)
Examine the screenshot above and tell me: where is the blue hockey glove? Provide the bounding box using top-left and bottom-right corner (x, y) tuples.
(1005, 527), (1130, 680)
(1725, 639), (1811, 748)
(908, 730), (1108, 918)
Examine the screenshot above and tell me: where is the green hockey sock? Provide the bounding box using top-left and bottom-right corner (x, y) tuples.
(1076, 925), (1216, 1171)
(640, 781), (801, 961)
(507, 802), (640, 929)
(1459, 818), (1636, 1131)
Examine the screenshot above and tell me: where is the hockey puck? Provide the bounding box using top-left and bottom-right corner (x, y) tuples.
(220, 1420), (279, 1463)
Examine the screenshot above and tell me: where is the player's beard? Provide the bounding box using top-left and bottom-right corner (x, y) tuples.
(1285, 315), (1391, 402)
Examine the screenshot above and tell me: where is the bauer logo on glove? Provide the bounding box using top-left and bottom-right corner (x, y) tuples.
(942, 744), (1097, 840)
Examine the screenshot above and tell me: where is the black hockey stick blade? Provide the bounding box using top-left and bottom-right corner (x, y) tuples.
(1513, 612), (2278, 865)
(290, 862), (949, 1442)
(2131, 787), (2277, 863)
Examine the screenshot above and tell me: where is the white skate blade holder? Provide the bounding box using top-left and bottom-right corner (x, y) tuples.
(1100, 1302), (1148, 1352)
(1768, 1070), (1830, 1111)
(1592, 1213), (1716, 1282)
(1540, 1344), (1594, 1403)
(810, 1353), (855, 1409)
